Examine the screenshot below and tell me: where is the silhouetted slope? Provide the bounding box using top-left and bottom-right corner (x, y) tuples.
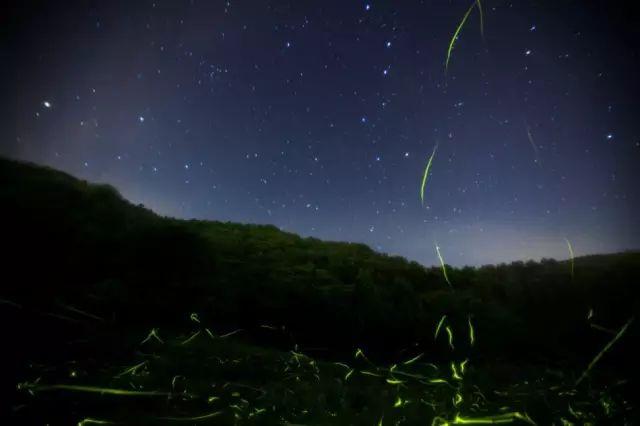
(1, 156), (638, 365)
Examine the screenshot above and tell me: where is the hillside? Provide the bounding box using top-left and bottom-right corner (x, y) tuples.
(1, 157), (639, 424)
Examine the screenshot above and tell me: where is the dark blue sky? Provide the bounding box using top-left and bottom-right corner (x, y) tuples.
(2, 0), (639, 266)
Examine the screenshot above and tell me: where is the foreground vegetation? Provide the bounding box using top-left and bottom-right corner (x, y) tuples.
(1, 157), (638, 424)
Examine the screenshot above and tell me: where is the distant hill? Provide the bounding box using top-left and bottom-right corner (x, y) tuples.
(1, 156), (638, 364)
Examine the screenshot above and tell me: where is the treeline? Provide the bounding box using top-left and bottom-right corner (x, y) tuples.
(1, 157), (638, 368)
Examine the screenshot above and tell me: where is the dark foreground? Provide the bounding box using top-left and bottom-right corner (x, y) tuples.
(1, 157), (638, 424)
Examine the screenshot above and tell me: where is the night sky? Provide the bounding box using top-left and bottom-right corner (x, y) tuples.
(2, 1), (639, 266)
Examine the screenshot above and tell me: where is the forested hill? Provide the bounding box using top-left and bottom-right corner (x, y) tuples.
(1, 156), (638, 364)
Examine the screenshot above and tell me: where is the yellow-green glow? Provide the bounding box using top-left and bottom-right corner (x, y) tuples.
(420, 145), (438, 205)
(394, 396), (407, 408)
(468, 315), (475, 346)
(402, 353), (423, 365)
(460, 359), (469, 375)
(439, 411), (536, 425)
(77, 419), (113, 426)
(453, 392), (463, 407)
(564, 238), (575, 279)
(180, 330), (201, 345)
(156, 411), (223, 422)
(114, 360), (147, 378)
(189, 312), (200, 323)
(576, 316), (634, 385)
(386, 378), (404, 385)
(476, 0), (484, 38)
(435, 315), (447, 339)
(18, 382), (169, 396)
(435, 244), (453, 288)
(445, 1), (476, 73)
(140, 328), (163, 345)
(445, 325), (455, 350)
(218, 329), (243, 338)
(428, 378), (451, 385)
(345, 369), (354, 381)
(451, 362), (462, 380)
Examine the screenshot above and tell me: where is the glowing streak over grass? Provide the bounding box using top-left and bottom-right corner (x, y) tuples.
(394, 396), (407, 408)
(445, 325), (455, 350)
(59, 304), (104, 321)
(77, 419), (114, 426)
(190, 312), (200, 323)
(576, 316), (634, 386)
(156, 411), (223, 422)
(354, 348), (375, 366)
(345, 369), (354, 380)
(460, 359), (469, 375)
(441, 411), (536, 425)
(0, 298), (22, 308)
(435, 244), (453, 288)
(386, 378), (404, 385)
(468, 315), (475, 346)
(114, 361), (147, 378)
(218, 329), (243, 338)
(451, 362), (462, 380)
(17, 382), (169, 397)
(435, 315), (447, 339)
(402, 353), (423, 365)
(564, 238), (575, 279)
(420, 145), (438, 205)
(428, 378), (451, 386)
(453, 392), (463, 406)
(181, 330), (201, 345)
(140, 328), (163, 345)
(445, 1), (476, 73)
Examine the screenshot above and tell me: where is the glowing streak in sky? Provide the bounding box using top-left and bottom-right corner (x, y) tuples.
(564, 238), (575, 279)
(435, 315), (447, 340)
(525, 123), (541, 165)
(476, 0), (484, 38)
(445, 1), (477, 73)
(420, 145), (438, 205)
(576, 316), (634, 386)
(435, 243), (453, 288)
